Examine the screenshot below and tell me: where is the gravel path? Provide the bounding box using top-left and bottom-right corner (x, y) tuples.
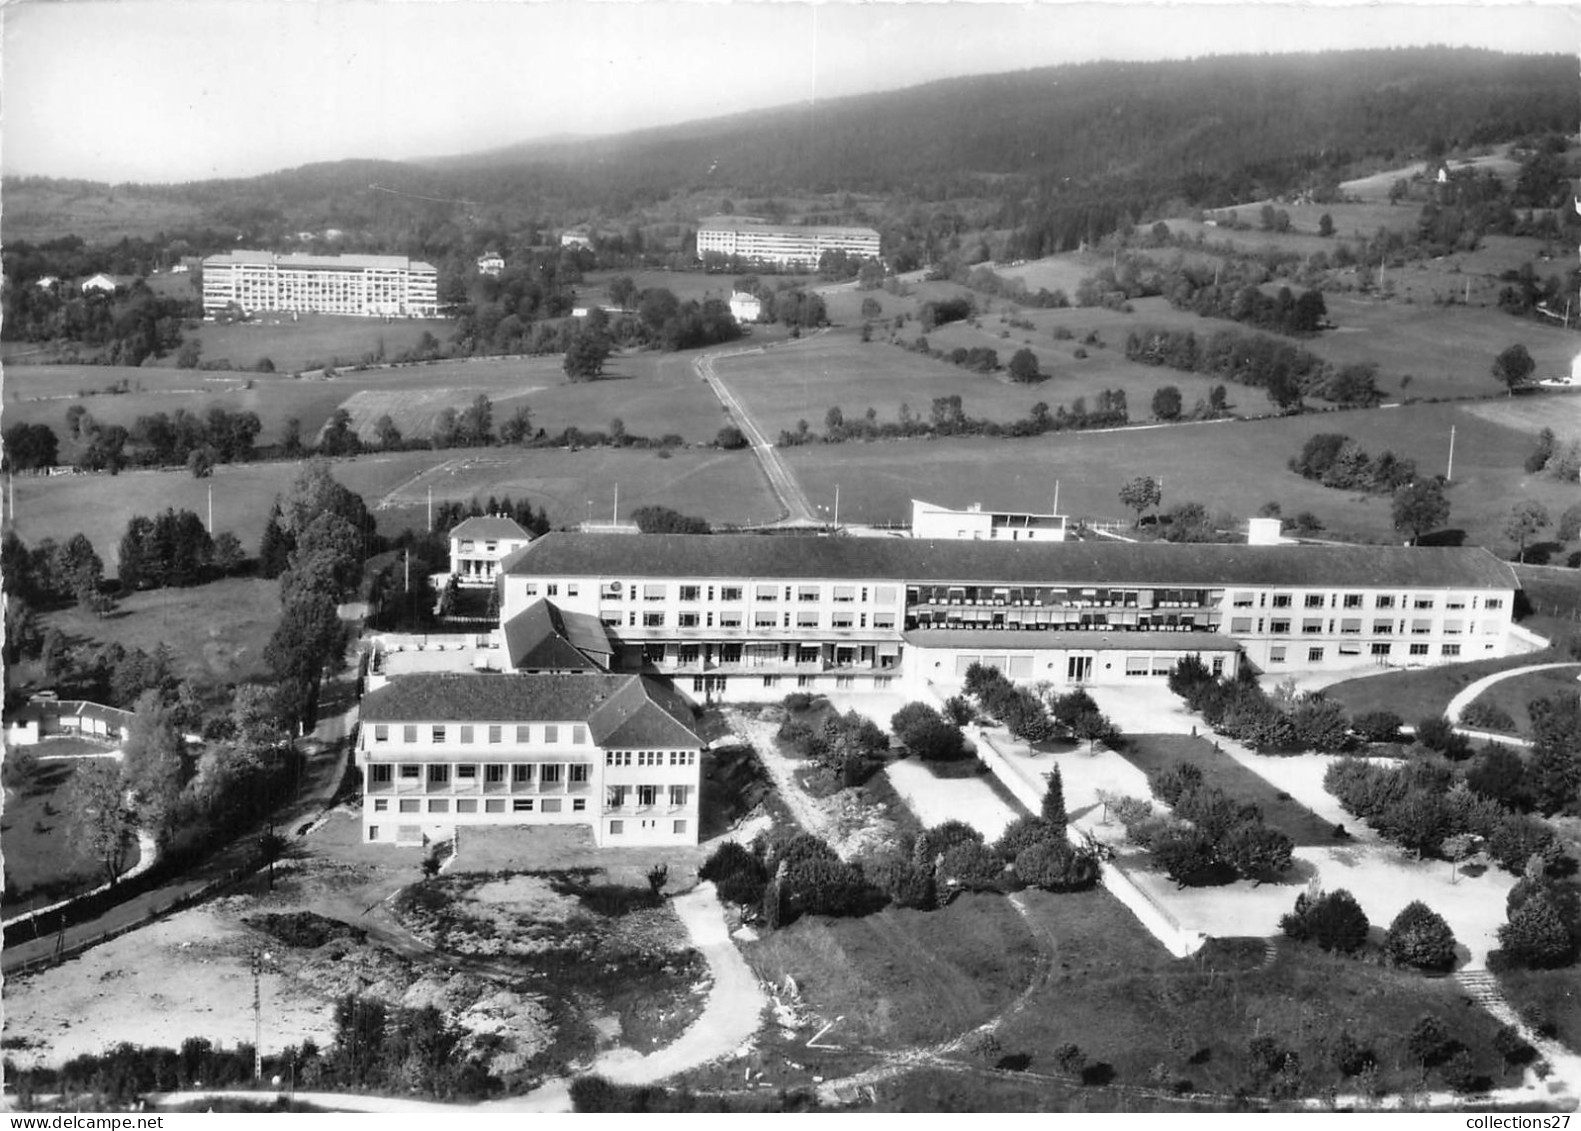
(1445, 661), (1581, 723)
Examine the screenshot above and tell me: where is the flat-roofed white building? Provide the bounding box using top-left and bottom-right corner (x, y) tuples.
(356, 672), (702, 847)
(495, 533), (1520, 699)
(201, 250), (439, 317)
(697, 221), (880, 269)
(911, 499), (1068, 542)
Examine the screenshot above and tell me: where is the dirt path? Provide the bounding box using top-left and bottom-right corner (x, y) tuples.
(725, 713), (843, 851)
(590, 883), (766, 1086)
(696, 347), (816, 525)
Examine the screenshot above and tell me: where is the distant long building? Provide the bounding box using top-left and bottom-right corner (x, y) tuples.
(201, 250), (439, 318)
(696, 220), (880, 268)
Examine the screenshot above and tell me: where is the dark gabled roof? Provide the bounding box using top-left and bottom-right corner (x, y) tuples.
(451, 516), (532, 542)
(501, 533), (1519, 591)
(587, 676), (705, 749)
(501, 599), (611, 671)
(359, 673), (700, 748)
(903, 629), (1242, 652)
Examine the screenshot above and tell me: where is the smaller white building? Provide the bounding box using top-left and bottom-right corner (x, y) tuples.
(729, 292), (762, 323)
(476, 251), (505, 277)
(450, 516), (534, 586)
(81, 273), (123, 294)
(911, 499), (1068, 542)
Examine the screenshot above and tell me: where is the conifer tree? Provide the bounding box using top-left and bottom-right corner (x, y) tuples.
(1042, 765), (1067, 835)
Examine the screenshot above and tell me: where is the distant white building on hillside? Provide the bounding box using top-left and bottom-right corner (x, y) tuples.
(476, 251), (505, 276)
(911, 499), (1068, 542)
(201, 250), (438, 317)
(697, 220), (880, 269)
(729, 291), (762, 322)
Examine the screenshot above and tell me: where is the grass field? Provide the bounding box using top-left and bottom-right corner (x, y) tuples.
(8, 446), (783, 574)
(718, 319), (1227, 441)
(1494, 966), (1581, 1054)
(7, 343), (731, 454)
(34, 577), (284, 688)
(729, 881), (1514, 1105)
(159, 314), (455, 374)
(1322, 649), (1572, 724)
(986, 889), (1510, 1100)
(742, 892), (1040, 1048)
(1465, 665), (1581, 735)
(1, 748), (142, 911)
(1119, 734), (1340, 847)
(372, 445), (783, 531)
(782, 395), (1581, 552)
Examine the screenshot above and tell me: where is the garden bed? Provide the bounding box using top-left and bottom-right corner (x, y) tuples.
(1118, 734), (1341, 847)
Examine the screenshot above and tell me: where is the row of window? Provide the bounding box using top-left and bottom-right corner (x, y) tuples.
(604, 750), (696, 767)
(1235, 592), (1502, 612)
(623, 610), (897, 630)
(1233, 617), (1482, 636)
(371, 723), (587, 745)
(908, 585), (1213, 608)
(372, 796), (584, 816)
(1267, 642), (1472, 663)
(369, 762), (588, 785)
(581, 582), (899, 605)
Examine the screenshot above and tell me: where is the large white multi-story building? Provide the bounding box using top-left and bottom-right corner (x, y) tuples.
(201, 250), (439, 317)
(696, 221), (880, 269)
(356, 672), (703, 848)
(495, 533), (1520, 700)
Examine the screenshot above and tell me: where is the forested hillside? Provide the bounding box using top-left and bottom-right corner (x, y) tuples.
(6, 48), (1575, 259)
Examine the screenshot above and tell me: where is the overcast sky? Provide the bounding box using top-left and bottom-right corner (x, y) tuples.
(4, 0), (1577, 184)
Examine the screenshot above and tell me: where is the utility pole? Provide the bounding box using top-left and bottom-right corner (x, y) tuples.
(833, 484), (840, 528)
(253, 950), (264, 1080)
(1053, 479), (1060, 516)
(207, 482), (214, 533)
(1446, 425), (1456, 482)
(612, 484), (619, 525)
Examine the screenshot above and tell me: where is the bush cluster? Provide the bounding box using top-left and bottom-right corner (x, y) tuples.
(1143, 762), (1295, 886)
(1289, 432), (1418, 495)
(1281, 888), (1371, 953)
(1323, 756), (1559, 870)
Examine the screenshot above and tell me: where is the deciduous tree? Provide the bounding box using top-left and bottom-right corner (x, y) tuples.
(1391, 479), (1450, 545)
(1118, 476), (1162, 525)
(66, 759), (136, 885)
(1492, 343), (1535, 396)
(1503, 500), (1550, 563)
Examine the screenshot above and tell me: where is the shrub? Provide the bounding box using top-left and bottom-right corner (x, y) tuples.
(1054, 1043), (1087, 1074)
(1498, 889), (1577, 968)
(941, 695), (974, 726)
(1015, 841), (1099, 891)
(1332, 1030), (1376, 1077)
(1281, 889), (1370, 953)
(782, 854), (871, 918)
(995, 815), (1058, 859)
(1352, 710), (1403, 743)
(1405, 1014), (1453, 1068)
(913, 820), (984, 869)
(864, 853), (935, 910)
(1416, 715), (1472, 759)
(937, 841), (1005, 893)
(1460, 702), (1518, 733)
(902, 714), (968, 762)
(1488, 814), (1561, 873)
(1152, 830), (1217, 887)
(782, 691), (817, 712)
(1386, 900), (1459, 971)
(701, 841), (769, 907)
(1148, 762), (1204, 806)
(1289, 694), (1351, 752)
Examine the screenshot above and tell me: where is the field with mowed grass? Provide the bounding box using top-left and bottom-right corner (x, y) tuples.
(2, 747), (142, 913)
(29, 578), (284, 688)
(373, 445), (782, 532)
(8, 344), (731, 453)
(148, 313), (455, 374)
(782, 394), (1580, 550)
(1465, 664), (1581, 736)
(718, 320), (1226, 441)
(1322, 649), (1573, 724)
